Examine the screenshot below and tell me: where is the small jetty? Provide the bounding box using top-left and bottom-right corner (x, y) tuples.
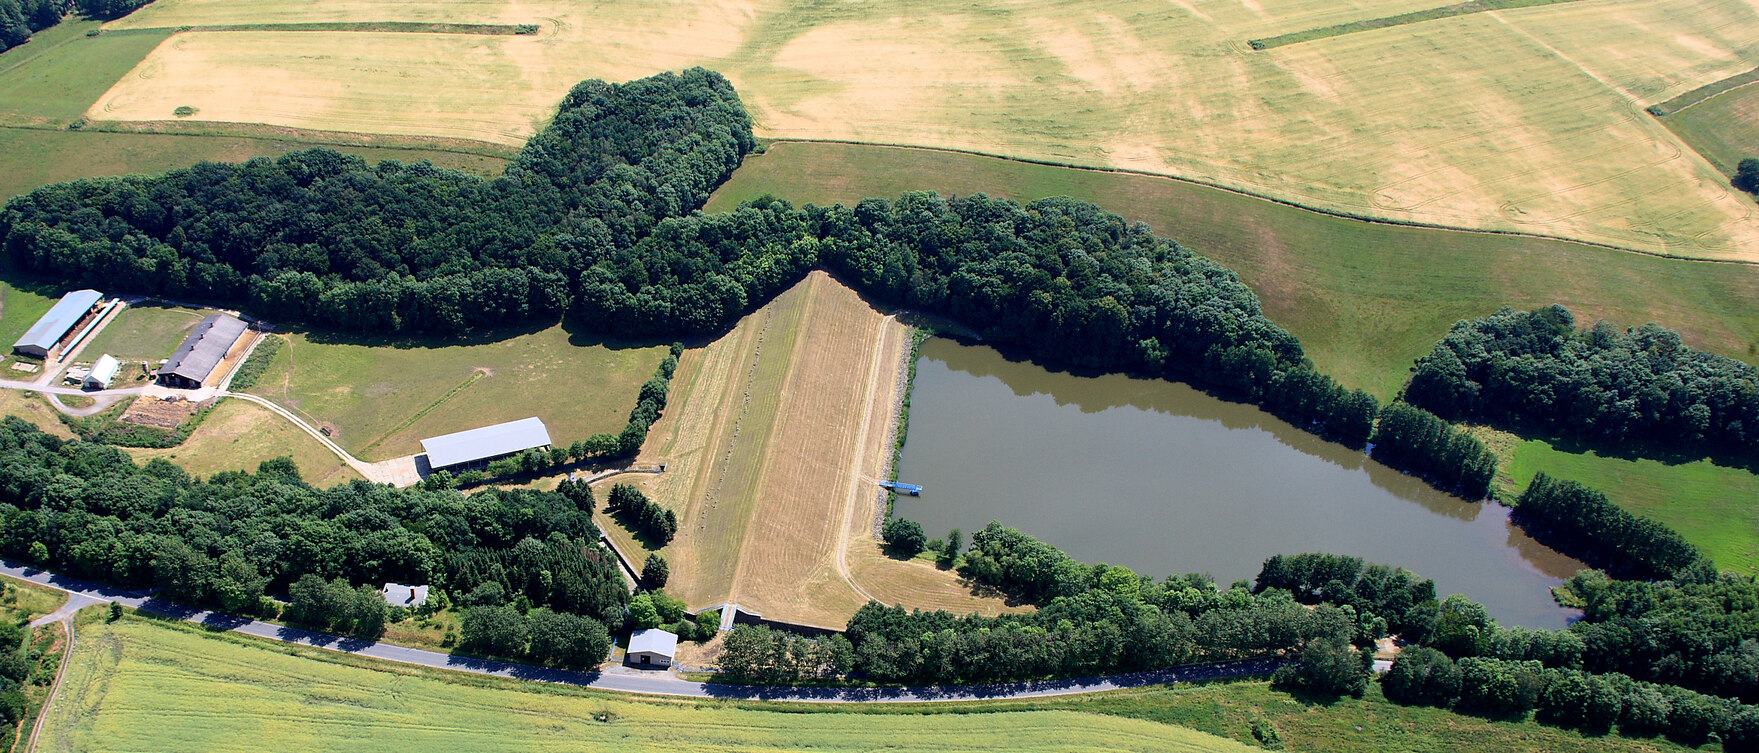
(878, 480), (923, 496)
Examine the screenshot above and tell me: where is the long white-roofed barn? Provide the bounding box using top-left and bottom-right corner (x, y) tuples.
(420, 417), (553, 473)
(12, 289), (104, 359)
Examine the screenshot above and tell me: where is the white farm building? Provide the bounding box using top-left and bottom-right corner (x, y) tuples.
(419, 417), (553, 473)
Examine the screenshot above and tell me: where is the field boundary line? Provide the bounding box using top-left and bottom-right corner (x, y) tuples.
(23, 619), (71, 753)
(750, 141), (1758, 266)
(834, 311), (896, 606)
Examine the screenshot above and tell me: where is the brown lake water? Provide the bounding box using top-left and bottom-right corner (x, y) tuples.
(893, 338), (1584, 628)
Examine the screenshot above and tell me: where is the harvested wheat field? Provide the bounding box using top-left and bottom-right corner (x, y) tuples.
(87, 0), (1759, 257)
(609, 272), (1015, 629)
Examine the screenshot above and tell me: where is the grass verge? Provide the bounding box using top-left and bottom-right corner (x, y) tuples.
(40, 616), (1253, 753)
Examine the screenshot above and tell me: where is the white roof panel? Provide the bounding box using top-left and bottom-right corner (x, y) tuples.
(14, 289), (102, 352)
(420, 417), (552, 469)
(629, 628), (678, 656)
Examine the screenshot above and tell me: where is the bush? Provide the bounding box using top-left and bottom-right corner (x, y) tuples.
(640, 553), (669, 590)
(882, 517), (926, 556)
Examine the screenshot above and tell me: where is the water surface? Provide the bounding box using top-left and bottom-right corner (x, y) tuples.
(894, 338), (1582, 628)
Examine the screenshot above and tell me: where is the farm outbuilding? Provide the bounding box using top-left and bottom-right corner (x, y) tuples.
(12, 289), (104, 358)
(381, 583), (430, 608)
(84, 354), (120, 389)
(626, 628), (677, 667)
(156, 314), (248, 389)
(420, 417), (553, 473)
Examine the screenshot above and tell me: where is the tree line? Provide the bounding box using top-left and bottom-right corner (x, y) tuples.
(1385, 649), (1759, 750)
(1514, 473), (1702, 580)
(0, 417), (628, 638)
(605, 483), (675, 544)
(1406, 305), (1759, 461)
(1366, 401), (1497, 498)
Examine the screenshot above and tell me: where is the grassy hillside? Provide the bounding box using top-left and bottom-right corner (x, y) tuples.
(0, 20), (170, 124)
(707, 141), (1759, 399)
(0, 127), (510, 201)
(40, 616), (1252, 753)
(1484, 431), (1759, 575)
(1660, 77), (1759, 176)
(246, 326), (667, 462)
(126, 398), (362, 487)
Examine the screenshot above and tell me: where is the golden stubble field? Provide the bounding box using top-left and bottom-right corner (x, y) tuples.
(607, 271), (1016, 629)
(88, 0), (1759, 258)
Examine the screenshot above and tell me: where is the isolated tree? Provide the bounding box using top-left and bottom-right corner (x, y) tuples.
(351, 584), (389, 639)
(640, 553), (669, 590)
(627, 593), (661, 630)
(1736, 158), (1759, 194)
(883, 518), (927, 556)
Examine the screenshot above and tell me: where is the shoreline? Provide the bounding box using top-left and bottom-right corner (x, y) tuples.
(869, 320), (920, 540)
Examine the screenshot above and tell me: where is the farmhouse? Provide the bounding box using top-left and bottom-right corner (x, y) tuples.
(12, 289), (104, 358)
(381, 583), (429, 608)
(84, 354), (120, 389)
(626, 628), (677, 667)
(156, 314), (248, 389)
(420, 417), (553, 473)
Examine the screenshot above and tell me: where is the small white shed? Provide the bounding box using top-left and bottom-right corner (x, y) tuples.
(84, 354), (120, 389)
(381, 582), (430, 608)
(627, 628), (678, 667)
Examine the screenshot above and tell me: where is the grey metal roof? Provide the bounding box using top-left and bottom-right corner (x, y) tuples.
(420, 417), (553, 469)
(159, 314), (248, 384)
(13, 289), (103, 352)
(628, 628), (678, 656)
(381, 583), (430, 607)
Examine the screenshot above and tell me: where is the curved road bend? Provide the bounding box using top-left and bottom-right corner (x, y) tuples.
(0, 560), (1281, 704)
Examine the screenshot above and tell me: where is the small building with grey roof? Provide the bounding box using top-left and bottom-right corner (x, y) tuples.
(12, 289), (104, 358)
(420, 417), (553, 473)
(156, 313), (248, 389)
(626, 628), (677, 667)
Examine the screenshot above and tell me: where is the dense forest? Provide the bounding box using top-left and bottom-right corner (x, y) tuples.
(0, 0), (60, 52)
(0, 417), (628, 632)
(1, 69), (1376, 447)
(1406, 305), (1759, 460)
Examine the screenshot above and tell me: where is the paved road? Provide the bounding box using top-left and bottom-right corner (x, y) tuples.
(0, 560), (1281, 704)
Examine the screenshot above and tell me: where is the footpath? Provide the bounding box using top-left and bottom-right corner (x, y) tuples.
(0, 560), (1281, 704)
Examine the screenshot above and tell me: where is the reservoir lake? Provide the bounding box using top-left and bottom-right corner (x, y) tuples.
(893, 338), (1583, 628)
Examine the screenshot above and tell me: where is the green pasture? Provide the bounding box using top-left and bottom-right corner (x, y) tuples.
(0, 20), (170, 123)
(80, 303), (214, 362)
(0, 576), (64, 623)
(1497, 438), (1759, 575)
(0, 126), (510, 201)
(126, 398), (363, 488)
(246, 325), (666, 461)
(1660, 80), (1759, 176)
(708, 142), (1759, 400)
(40, 615), (1704, 753)
(0, 282), (58, 352)
(40, 617), (1250, 753)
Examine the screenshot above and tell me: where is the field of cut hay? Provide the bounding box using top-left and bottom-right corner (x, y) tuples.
(617, 272), (1013, 628)
(245, 325), (666, 462)
(125, 398), (362, 487)
(81, 0), (1759, 257)
(39, 617), (1251, 753)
